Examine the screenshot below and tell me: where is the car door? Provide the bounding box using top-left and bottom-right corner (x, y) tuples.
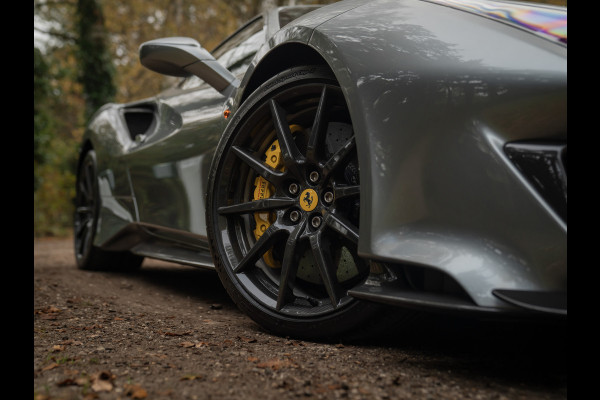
(125, 17), (266, 246)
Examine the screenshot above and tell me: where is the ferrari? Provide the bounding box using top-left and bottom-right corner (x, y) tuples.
(74, 0), (567, 339)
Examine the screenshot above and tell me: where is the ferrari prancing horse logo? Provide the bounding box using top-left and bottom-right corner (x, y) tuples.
(300, 188), (318, 212)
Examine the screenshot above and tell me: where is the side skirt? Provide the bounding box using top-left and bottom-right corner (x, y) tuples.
(98, 222), (215, 270)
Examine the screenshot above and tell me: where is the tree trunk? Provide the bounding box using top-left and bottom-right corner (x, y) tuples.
(76, 0), (116, 120)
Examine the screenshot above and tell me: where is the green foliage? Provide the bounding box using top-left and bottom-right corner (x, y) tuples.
(76, 0), (116, 120)
(34, 48), (53, 191)
(34, 139), (78, 237)
(33, 44), (83, 237)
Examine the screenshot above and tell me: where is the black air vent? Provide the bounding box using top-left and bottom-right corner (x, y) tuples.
(505, 142), (567, 223)
(122, 105), (156, 140)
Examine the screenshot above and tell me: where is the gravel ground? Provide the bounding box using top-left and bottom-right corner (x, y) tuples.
(34, 237), (567, 400)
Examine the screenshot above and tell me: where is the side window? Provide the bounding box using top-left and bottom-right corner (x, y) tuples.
(179, 17), (265, 91)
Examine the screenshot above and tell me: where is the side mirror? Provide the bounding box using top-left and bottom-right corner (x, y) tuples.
(139, 37), (238, 95)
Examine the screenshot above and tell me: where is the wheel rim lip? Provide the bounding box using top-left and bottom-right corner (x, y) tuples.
(74, 155), (98, 262)
(212, 82), (365, 317)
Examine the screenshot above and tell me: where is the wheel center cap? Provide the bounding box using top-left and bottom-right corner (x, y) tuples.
(299, 188), (318, 211)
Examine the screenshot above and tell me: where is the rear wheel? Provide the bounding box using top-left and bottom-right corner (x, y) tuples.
(207, 66), (388, 339)
(73, 150), (143, 271)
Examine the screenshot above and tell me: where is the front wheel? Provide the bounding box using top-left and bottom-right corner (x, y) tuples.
(206, 66), (391, 339)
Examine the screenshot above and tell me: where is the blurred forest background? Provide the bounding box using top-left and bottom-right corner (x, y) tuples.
(33, 0), (338, 237)
(33, 0), (566, 238)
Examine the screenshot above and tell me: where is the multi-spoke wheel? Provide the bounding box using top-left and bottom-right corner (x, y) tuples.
(73, 150), (143, 271)
(207, 66), (385, 339)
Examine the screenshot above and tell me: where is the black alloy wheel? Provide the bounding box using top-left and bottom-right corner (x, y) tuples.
(73, 150), (143, 271)
(207, 66), (384, 339)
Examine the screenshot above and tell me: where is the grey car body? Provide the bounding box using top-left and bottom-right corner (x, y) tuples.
(75, 0), (567, 337)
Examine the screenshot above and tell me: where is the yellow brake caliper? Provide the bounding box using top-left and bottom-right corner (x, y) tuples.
(253, 125), (303, 269)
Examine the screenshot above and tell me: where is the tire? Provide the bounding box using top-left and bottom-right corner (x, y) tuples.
(73, 150), (143, 271)
(206, 66), (392, 340)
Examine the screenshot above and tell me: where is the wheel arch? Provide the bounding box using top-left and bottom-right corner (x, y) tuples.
(239, 42), (333, 105)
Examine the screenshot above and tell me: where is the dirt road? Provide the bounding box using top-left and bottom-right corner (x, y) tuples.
(34, 238), (566, 399)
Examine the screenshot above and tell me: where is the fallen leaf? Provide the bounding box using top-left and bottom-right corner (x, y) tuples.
(66, 297), (81, 304)
(63, 369), (80, 376)
(247, 357), (259, 362)
(124, 384), (148, 399)
(180, 374), (203, 381)
(75, 377), (89, 386)
(57, 378), (78, 387)
(91, 380), (112, 392)
(237, 336), (257, 343)
(41, 363), (59, 372)
(180, 341), (195, 348)
(52, 345), (65, 352)
(90, 371), (115, 392)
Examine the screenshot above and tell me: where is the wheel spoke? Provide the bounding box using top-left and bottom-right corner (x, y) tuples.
(84, 164), (94, 201)
(75, 220), (85, 239)
(333, 184), (360, 200)
(269, 99), (305, 178)
(307, 85), (330, 163)
(322, 136), (356, 180)
(76, 219), (92, 255)
(310, 232), (342, 309)
(234, 225), (287, 273)
(231, 146), (286, 186)
(218, 197), (295, 215)
(325, 213), (359, 245)
(276, 219), (307, 310)
(78, 179), (89, 201)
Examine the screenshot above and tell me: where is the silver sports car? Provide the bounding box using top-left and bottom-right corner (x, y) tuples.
(74, 0), (567, 339)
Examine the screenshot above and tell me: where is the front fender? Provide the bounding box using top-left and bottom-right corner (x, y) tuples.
(306, 0), (567, 307)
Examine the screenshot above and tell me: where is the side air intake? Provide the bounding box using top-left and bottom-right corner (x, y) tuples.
(505, 142), (567, 223)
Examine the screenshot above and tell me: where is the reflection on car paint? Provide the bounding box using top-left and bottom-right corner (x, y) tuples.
(426, 0), (567, 43)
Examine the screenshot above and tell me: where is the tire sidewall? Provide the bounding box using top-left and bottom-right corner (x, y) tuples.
(74, 150), (100, 269)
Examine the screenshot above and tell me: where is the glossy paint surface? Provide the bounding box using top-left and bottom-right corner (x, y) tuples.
(425, 0), (567, 43)
(307, 0), (566, 306)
